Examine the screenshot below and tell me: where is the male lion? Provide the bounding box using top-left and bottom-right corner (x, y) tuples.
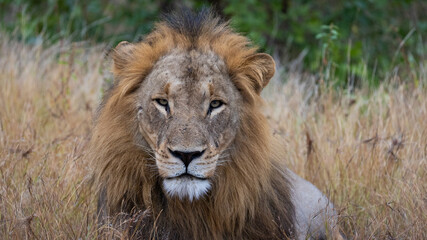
(90, 9), (341, 240)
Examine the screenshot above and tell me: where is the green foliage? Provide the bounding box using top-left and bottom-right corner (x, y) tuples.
(223, 0), (426, 88)
(0, 0), (161, 44)
(315, 24), (340, 85)
(1, 0), (426, 89)
(223, 0), (281, 48)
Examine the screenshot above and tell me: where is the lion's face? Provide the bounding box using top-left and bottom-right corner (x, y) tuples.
(136, 49), (241, 201)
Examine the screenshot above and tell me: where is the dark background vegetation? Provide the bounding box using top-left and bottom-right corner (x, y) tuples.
(1, 0), (426, 89)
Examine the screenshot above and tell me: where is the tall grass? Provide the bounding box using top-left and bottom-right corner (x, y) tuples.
(0, 37), (105, 238)
(0, 36), (426, 239)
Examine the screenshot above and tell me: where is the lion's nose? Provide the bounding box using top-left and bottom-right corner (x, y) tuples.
(169, 149), (205, 167)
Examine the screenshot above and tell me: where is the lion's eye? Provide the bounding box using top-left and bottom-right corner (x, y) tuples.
(155, 98), (168, 106)
(208, 100), (224, 116)
(154, 98), (170, 113)
(210, 100), (223, 109)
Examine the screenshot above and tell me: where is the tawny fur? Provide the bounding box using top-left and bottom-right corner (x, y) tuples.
(90, 9), (305, 239)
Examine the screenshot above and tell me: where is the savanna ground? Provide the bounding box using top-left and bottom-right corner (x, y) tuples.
(0, 37), (426, 239)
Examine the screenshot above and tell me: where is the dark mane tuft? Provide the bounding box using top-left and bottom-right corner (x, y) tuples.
(162, 7), (224, 39)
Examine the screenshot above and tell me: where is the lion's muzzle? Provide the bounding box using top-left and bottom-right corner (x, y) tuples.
(156, 145), (218, 201)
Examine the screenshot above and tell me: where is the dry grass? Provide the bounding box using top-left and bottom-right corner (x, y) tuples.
(0, 37), (426, 239)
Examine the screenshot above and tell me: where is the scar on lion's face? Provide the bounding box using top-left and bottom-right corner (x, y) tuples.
(136, 49), (242, 201)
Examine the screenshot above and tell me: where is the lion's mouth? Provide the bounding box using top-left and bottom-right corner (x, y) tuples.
(166, 173), (207, 181)
(163, 173), (211, 201)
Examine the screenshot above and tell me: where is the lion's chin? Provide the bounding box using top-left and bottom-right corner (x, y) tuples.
(162, 176), (211, 201)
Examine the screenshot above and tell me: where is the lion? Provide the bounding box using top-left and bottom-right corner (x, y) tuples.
(89, 9), (342, 240)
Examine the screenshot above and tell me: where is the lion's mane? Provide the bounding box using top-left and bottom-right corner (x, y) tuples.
(90, 9), (295, 239)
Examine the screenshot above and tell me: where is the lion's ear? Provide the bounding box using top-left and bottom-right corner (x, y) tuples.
(242, 53), (275, 94)
(112, 41), (136, 74)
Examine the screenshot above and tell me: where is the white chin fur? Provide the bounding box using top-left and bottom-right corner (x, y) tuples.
(163, 177), (211, 201)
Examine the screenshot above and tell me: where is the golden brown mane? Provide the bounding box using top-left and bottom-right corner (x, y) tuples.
(90, 9), (295, 239)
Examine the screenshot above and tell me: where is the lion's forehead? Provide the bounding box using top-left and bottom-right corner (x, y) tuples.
(147, 49), (230, 95)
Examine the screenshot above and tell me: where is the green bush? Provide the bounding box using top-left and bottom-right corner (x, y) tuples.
(1, 0), (426, 89)
(224, 0), (427, 88)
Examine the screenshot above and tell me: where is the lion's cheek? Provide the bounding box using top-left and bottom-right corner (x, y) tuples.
(138, 122), (158, 149)
(140, 105), (169, 148)
(157, 164), (174, 178)
(209, 110), (238, 151)
(157, 167), (169, 178)
(217, 130), (235, 152)
(202, 164), (217, 177)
